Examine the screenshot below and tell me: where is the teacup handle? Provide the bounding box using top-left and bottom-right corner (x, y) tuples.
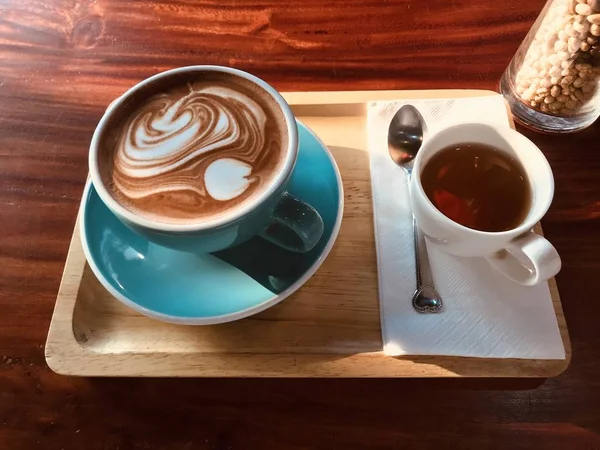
(485, 231), (561, 286)
(260, 193), (324, 253)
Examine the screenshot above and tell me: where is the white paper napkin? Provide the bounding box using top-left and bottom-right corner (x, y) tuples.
(368, 95), (565, 359)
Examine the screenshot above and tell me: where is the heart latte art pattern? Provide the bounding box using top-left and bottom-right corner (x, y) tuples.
(107, 82), (286, 223)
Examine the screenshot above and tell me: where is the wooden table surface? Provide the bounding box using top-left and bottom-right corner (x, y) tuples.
(1, 0), (599, 448)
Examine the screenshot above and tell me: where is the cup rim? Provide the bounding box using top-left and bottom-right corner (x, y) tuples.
(88, 65), (299, 233)
(412, 122), (555, 237)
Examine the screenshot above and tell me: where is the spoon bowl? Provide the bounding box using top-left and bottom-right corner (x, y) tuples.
(388, 104), (426, 170)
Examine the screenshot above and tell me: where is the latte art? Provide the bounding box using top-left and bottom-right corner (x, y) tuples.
(102, 76), (288, 223)
(115, 86), (266, 198)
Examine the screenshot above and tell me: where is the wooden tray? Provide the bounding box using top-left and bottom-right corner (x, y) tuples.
(45, 89), (571, 378)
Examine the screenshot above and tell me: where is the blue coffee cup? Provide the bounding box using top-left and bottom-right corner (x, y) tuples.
(88, 66), (324, 254)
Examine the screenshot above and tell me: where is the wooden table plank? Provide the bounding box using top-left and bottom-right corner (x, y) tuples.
(1, 0), (600, 448)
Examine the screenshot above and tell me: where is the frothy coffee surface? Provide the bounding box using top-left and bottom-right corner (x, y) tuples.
(99, 72), (288, 224)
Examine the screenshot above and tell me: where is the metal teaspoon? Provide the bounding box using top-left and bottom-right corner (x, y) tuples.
(387, 104), (443, 314)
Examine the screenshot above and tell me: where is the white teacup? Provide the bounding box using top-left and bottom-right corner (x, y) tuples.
(410, 123), (561, 287)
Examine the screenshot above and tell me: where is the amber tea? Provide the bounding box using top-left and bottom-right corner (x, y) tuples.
(421, 143), (531, 232)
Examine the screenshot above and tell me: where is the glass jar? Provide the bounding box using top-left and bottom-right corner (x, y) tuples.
(500, 0), (600, 133)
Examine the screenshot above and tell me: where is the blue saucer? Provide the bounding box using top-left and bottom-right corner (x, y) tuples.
(81, 121), (343, 324)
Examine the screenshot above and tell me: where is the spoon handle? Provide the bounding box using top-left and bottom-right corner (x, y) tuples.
(411, 215), (443, 314)
(413, 216), (435, 289)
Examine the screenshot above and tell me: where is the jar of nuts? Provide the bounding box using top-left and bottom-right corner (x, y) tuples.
(500, 0), (600, 133)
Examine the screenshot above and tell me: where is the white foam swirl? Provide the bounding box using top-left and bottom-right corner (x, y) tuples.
(112, 84), (269, 202)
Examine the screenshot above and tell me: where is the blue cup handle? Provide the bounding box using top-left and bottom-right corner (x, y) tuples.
(260, 193), (324, 253)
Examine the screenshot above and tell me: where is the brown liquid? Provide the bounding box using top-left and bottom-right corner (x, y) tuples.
(421, 143), (531, 232)
(97, 71), (288, 224)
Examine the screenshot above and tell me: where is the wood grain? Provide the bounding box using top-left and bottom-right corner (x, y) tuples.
(1, 0), (600, 448)
(45, 89), (571, 379)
